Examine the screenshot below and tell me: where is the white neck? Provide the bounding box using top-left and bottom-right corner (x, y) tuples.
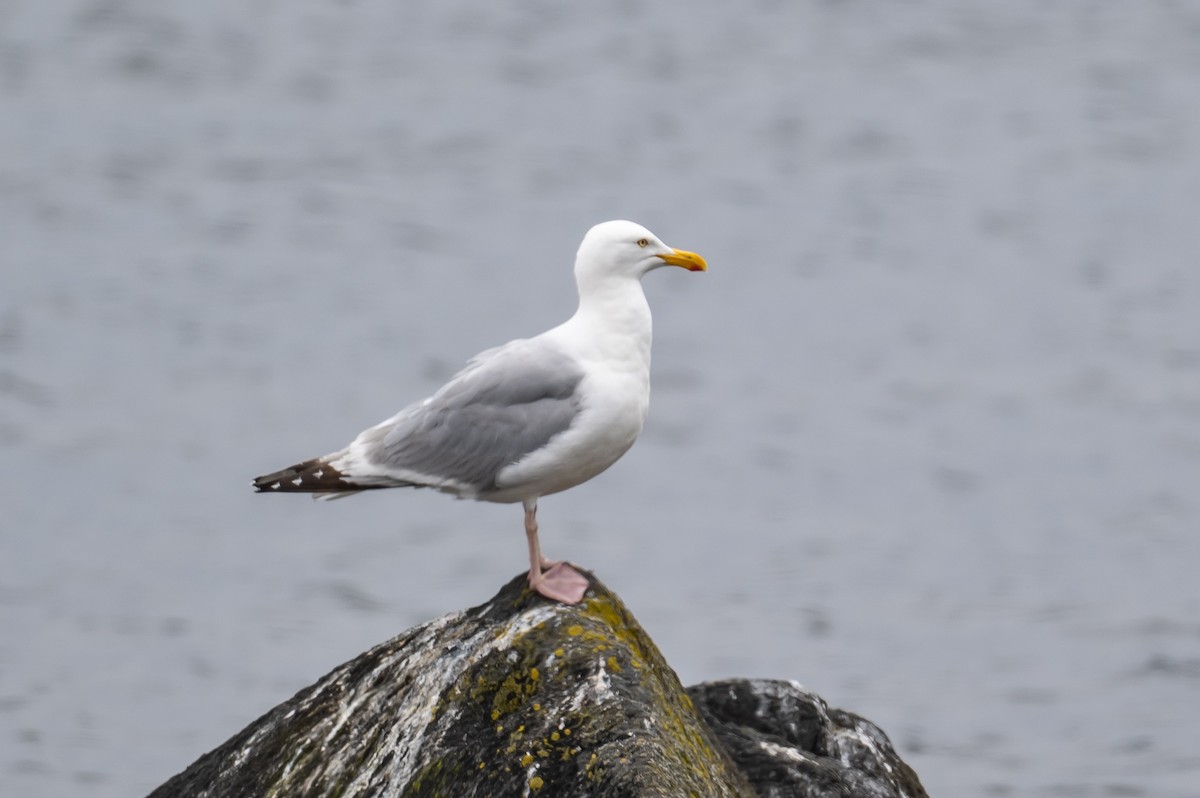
(560, 276), (653, 368)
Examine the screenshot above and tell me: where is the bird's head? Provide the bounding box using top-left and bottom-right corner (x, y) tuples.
(574, 220), (707, 286)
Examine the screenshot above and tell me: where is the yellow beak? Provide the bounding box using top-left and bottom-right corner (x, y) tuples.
(657, 248), (707, 272)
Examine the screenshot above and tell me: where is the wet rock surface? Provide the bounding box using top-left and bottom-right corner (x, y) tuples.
(149, 573), (924, 797)
(690, 680), (928, 798)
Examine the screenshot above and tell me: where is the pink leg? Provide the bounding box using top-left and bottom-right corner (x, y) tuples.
(524, 499), (588, 604)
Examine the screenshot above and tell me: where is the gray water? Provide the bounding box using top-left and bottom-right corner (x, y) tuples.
(3, 2), (1199, 796)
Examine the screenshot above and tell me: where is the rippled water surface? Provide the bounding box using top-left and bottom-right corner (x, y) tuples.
(3, 2), (1199, 796)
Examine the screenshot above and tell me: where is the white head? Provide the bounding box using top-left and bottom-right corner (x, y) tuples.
(574, 221), (706, 291)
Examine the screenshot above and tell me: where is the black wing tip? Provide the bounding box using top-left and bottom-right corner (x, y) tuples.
(251, 476), (282, 493)
(252, 459), (349, 493)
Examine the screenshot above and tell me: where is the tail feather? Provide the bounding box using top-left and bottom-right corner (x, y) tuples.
(252, 458), (380, 497)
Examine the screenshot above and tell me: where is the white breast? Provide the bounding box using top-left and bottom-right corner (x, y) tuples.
(486, 363), (649, 503)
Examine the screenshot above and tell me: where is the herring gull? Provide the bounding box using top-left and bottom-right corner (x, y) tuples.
(252, 220), (707, 603)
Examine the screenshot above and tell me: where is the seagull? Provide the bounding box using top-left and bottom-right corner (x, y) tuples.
(252, 220), (706, 604)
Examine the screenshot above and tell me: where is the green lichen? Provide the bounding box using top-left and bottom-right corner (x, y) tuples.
(399, 757), (467, 798)
(574, 592), (746, 792)
(414, 578), (749, 796)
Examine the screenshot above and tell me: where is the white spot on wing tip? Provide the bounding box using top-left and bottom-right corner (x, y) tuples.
(271, 482), (281, 490)
(292, 477), (302, 486)
(314, 469), (324, 479)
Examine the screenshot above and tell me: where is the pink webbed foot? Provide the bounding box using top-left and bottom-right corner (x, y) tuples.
(529, 562), (590, 604)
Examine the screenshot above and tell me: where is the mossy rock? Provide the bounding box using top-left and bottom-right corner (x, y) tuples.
(149, 570), (754, 798)
(149, 571), (927, 798)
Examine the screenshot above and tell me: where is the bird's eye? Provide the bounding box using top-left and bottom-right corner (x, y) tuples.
(636, 238), (649, 248)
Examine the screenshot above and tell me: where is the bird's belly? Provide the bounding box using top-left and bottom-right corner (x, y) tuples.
(486, 373), (648, 503)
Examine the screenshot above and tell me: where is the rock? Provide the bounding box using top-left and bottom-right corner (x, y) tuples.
(689, 680), (928, 798)
(149, 571), (926, 798)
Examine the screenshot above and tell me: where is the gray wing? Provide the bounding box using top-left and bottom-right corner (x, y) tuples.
(357, 340), (585, 494)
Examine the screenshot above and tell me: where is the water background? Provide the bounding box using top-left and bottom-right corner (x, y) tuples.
(3, 2), (1199, 795)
